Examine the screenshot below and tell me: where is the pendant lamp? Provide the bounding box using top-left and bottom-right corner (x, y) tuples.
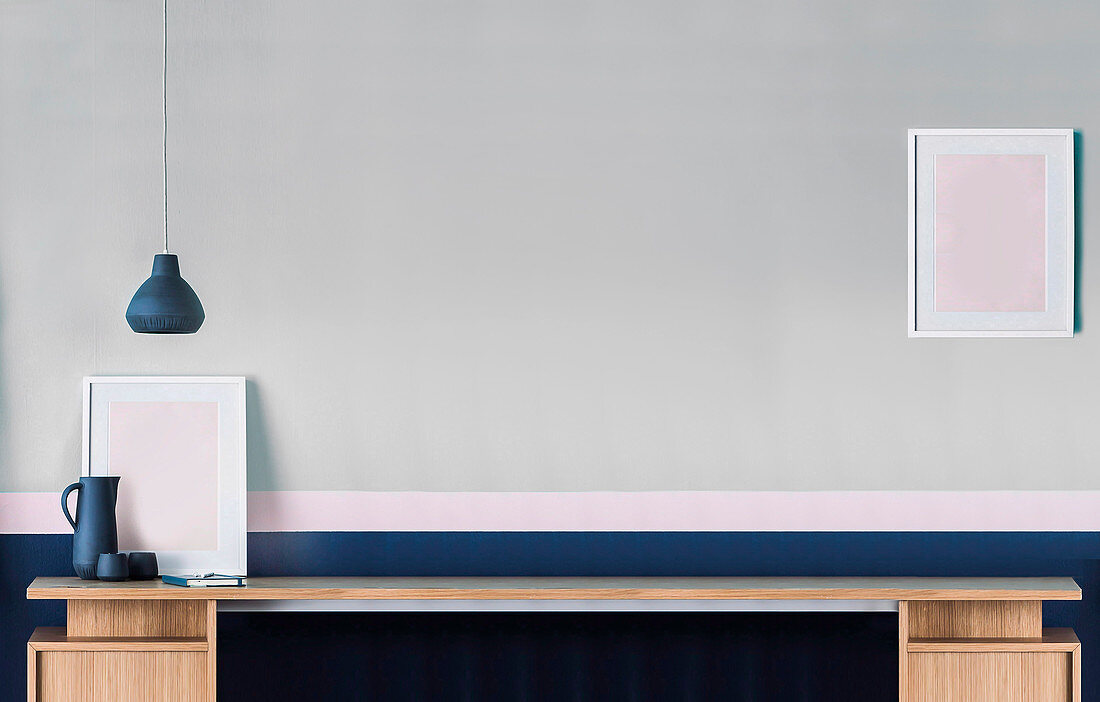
(126, 0), (205, 334)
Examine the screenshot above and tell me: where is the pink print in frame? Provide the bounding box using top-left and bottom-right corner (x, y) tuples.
(934, 154), (1047, 313)
(108, 401), (220, 552)
(908, 129), (1074, 337)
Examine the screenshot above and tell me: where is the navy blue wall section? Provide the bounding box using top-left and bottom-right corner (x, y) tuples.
(0, 535), (68, 698)
(3, 532), (1098, 701)
(218, 611), (897, 700)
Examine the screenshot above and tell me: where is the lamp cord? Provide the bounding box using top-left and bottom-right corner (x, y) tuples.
(162, 0), (169, 254)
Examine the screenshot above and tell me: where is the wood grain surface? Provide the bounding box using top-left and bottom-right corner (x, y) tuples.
(907, 600), (1043, 638)
(26, 576), (1082, 601)
(67, 600), (208, 637)
(28, 628), (207, 652)
(908, 651), (1072, 702)
(908, 628), (1080, 653)
(32, 651), (207, 701)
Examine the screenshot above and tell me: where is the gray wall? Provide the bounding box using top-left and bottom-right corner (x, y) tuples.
(2, 0), (1098, 493)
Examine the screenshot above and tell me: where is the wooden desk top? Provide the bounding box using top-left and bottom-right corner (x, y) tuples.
(27, 576), (1081, 601)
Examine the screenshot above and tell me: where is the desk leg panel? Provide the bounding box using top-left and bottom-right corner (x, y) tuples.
(33, 651), (207, 702)
(67, 600), (208, 638)
(909, 651), (1073, 702)
(900, 600), (1079, 702)
(907, 600), (1041, 638)
(206, 601), (216, 702)
(27, 600), (217, 702)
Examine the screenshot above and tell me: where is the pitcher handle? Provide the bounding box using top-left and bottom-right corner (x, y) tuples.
(61, 482), (81, 530)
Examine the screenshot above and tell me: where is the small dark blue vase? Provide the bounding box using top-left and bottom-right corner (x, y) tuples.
(127, 552), (159, 580)
(62, 477), (121, 580)
(125, 253), (205, 334)
(97, 553), (130, 582)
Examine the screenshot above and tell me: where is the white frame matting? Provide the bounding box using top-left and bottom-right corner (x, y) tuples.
(907, 128), (1075, 337)
(82, 376), (247, 575)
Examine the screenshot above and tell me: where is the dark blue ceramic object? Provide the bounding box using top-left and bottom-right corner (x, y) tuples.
(62, 476), (121, 580)
(127, 551), (159, 580)
(125, 253), (205, 334)
(97, 553), (130, 581)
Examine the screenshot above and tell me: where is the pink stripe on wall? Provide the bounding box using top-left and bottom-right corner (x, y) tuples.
(6, 490), (1100, 534)
(0, 492), (72, 534)
(246, 491), (1100, 532)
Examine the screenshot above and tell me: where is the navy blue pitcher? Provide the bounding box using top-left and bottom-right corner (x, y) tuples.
(61, 476), (120, 580)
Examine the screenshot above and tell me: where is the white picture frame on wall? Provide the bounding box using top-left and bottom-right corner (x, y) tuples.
(82, 376), (247, 575)
(908, 128), (1074, 337)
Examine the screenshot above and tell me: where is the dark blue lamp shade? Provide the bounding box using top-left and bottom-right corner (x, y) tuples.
(125, 253), (205, 333)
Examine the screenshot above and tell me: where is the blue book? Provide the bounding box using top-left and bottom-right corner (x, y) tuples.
(162, 573), (246, 587)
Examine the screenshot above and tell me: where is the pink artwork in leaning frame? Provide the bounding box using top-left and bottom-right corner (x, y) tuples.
(108, 401), (220, 552)
(933, 154), (1047, 312)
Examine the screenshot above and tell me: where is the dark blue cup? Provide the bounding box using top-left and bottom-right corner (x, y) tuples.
(127, 552), (159, 580)
(96, 553), (129, 582)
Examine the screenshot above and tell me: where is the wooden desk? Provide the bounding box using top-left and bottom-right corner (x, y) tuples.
(27, 576), (1082, 701)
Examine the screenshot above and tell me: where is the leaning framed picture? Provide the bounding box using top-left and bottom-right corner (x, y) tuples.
(908, 129), (1074, 337)
(82, 376), (247, 575)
